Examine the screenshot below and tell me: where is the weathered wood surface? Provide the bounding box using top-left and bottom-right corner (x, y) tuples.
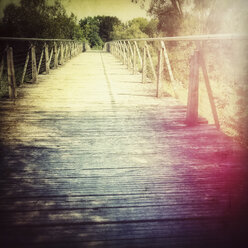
(0, 51), (247, 248)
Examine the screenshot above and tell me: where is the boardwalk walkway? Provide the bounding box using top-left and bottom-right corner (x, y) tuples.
(0, 51), (247, 248)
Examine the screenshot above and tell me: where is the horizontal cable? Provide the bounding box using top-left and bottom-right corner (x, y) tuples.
(0, 37), (82, 42)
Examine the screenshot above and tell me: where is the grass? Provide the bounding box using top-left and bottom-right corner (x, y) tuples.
(142, 40), (248, 147)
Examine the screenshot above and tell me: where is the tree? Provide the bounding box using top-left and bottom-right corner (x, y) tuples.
(132, 0), (248, 35)
(110, 17), (158, 40)
(0, 0), (83, 39)
(79, 16), (121, 47)
(95, 16), (121, 42)
(79, 17), (103, 48)
(147, 0), (184, 36)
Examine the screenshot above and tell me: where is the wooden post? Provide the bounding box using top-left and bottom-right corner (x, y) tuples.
(53, 42), (58, 69)
(21, 50), (30, 85)
(199, 51), (220, 129)
(142, 46), (147, 84)
(118, 42), (122, 59)
(123, 42), (126, 65)
(157, 48), (164, 98)
(133, 44), (136, 74)
(60, 42), (64, 65)
(64, 44), (68, 61)
(0, 55), (4, 80)
(45, 43), (49, 74)
(127, 43), (130, 69)
(186, 50), (200, 125)
(31, 45), (38, 83)
(7, 47), (17, 99)
(134, 41), (142, 68)
(69, 42), (72, 59)
(37, 49), (44, 74)
(117, 42), (120, 58)
(161, 41), (175, 82)
(48, 48), (53, 67)
(120, 42), (125, 64)
(128, 41), (134, 68)
(145, 42), (157, 82)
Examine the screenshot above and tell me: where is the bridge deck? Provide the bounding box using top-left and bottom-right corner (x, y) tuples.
(0, 51), (247, 248)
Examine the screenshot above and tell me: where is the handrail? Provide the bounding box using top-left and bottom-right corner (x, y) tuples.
(106, 34), (248, 133)
(0, 37), (78, 42)
(108, 33), (248, 42)
(0, 37), (85, 100)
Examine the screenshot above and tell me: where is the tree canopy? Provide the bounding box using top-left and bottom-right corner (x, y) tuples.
(110, 17), (159, 40)
(79, 16), (121, 48)
(0, 0), (83, 39)
(132, 0), (248, 36)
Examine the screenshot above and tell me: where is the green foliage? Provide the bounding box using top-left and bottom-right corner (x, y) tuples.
(110, 18), (158, 40)
(134, 0), (247, 36)
(79, 17), (103, 48)
(96, 16), (121, 42)
(148, 0), (183, 36)
(79, 16), (121, 48)
(0, 0), (83, 40)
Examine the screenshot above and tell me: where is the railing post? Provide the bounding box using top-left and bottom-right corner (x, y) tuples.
(37, 47), (44, 74)
(133, 44), (136, 74)
(69, 42), (72, 59)
(64, 43), (68, 61)
(142, 46), (147, 84)
(123, 42), (126, 65)
(0, 56), (4, 81)
(7, 46), (17, 99)
(157, 48), (164, 98)
(127, 43), (130, 69)
(199, 51), (220, 129)
(53, 42), (58, 68)
(134, 41), (142, 68)
(186, 50), (200, 125)
(31, 44), (38, 83)
(45, 43), (50, 74)
(145, 42), (157, 82)
(21, 49), (30, 85)
(161, 41), (175, 82)
(60, 42), (64, 65)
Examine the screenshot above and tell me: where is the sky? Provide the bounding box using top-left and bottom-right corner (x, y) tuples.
(0, 0), (151, 22)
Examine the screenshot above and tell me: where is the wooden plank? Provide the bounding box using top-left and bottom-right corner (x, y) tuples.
(186, 50), (199, 125)
(199, 51), (220, 129)
(0, 51), (246, 248)
(20, 50), (30, 85)
(0, 219), (230, 248)
(7, 47), (17, 99)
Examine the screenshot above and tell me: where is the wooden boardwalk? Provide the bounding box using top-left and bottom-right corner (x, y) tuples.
(0, 51), (247, 248)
